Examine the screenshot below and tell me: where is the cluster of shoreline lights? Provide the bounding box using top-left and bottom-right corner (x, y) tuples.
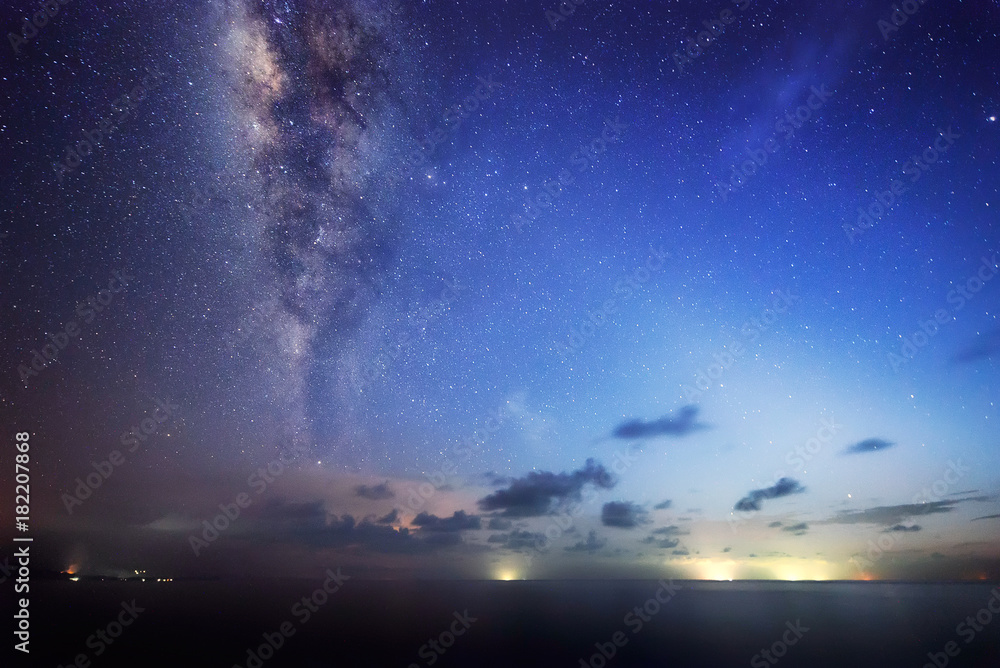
(61, 566), (173, 583)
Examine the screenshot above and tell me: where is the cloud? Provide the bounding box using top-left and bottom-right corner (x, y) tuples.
(411, 510), (481, 532)
(355, 481), (395, 500)
(565, 530), (607, 553)
(653, 499), (672, 510)
(722, 547), (732, 553)
(734, 478), (806, 512)
(375, 509), (398, 525)
(477, 458), (615, 517)
(768, 521), (783, 528)
(487, 529), (545, 551)
(971, 514), (1000, 522)
(824, 498), (991, 527)
(651, 525), (688, 536)
(483, 472), (512, 486)
(641, 535), (680, 549)
(953, 329), (1000, 364)
(671, 548), (689, 556)
(601, 501), (651, 528)
(612, 405), (706, 439)
(487, 517), (513, 530)
(247, 501), (459, 554)
(842, 438), (895, 455)
(781, 522), (809, 536)
(885, 524), (922, 532)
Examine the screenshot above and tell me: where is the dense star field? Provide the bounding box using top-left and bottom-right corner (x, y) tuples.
(0, 2), (999, 663)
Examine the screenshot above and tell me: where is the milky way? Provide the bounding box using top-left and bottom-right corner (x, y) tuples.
(219, 0), (414, 447)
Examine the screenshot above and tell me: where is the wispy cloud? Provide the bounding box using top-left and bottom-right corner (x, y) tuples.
(565, 530), (607, 553)
(355, 481), (395, 500)
(781, 522), (809, 536)
(953, 328), (1000, 364)
(825, 497), (991, 527)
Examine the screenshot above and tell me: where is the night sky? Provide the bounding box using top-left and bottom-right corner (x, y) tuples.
(1, 0), (998, 582)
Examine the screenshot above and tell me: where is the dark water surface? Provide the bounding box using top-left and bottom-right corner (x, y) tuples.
(13, 580), (1000, 667)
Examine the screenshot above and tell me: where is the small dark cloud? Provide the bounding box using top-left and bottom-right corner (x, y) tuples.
(565, 530), (607, 553)
(782, 522), (809, 536)
(651, 525), (688, 536)
(843, 438), (895, 455)
(768, 521), (783, 528)
(653, 499), (672, 510)
(886, 524), (922, 532)
(355, 481), (395, 500)
(641, 536), (680, 549)
(671, 548), (689, 556)
(411, 510), (481, 532)
(972, 514), (1000, 522)
(722, 547), (732, 553)
(612, 405), (706, 439)
(375, 509), (398, 525)
(953, 329), (1000, 364)
(487, 517), (513, 530)
(477, 458), (615, 517)
(748, 553), (757, 558)
(602, 501), (651, 528)
(734, 478), (805, 512)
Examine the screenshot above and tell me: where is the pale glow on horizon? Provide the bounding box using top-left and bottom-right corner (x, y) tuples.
(666, 556), (846, 581)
